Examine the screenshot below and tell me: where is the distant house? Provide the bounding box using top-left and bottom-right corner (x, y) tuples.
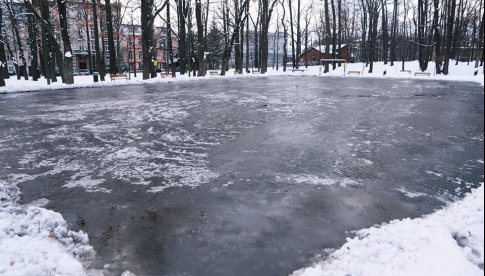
(298, 45), (351, 64)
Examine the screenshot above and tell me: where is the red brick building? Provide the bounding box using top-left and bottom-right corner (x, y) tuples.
(298, 45), (351, 64)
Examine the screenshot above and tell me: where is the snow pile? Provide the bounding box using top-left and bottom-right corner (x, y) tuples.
(292, 184), (484, 276)
(0, 182), (96, 276)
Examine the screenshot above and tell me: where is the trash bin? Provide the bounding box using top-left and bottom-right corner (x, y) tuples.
(93, 72), (99, 82)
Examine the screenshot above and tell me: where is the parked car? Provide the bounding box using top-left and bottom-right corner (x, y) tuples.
(74, 69), (90, 76)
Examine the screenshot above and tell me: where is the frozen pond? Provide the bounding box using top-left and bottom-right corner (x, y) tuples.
(0, 76), (483, 275)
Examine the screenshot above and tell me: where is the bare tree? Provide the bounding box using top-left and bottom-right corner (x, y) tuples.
(6, 0), (28, 80)
(195, 0), (206, 76)
(281, 0), (287, 72)
(259, 0), (278, 73)
(105, 0), (117, 74)
(220, 0), (249, 75)
(92, 0), (105, 80)
(0, 5), (5, 86)
(474, 0), (483, 68)
(57, 0), (74, 84)
(27, 14), (39, 81)
(442, 0), (456, 74)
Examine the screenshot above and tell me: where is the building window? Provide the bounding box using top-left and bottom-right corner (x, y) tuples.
(77, 11), (83, 20)
(104, 39), (109, 51)
(138, 52), (143, 59)
(138, 39), (142, 46)
(78, 40), (85, 51)
(90, 27), (95, 37)
(91, 41), (95, 51)
(128, 51), (133, 60)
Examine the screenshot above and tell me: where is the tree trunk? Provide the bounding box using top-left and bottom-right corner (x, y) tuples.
(92, 0), (106, 80)
(475, 1), (484, 68)
(443, 0), (456, 75)
(57, 0), (74, 84)
(381, 0), (389, 64)
(177, 0), (188, 74)
(39, 0), (50, 84)
(167, 0), (175, 77)
(105, 0), (117, 74)
(432, 0), (442, 74)
(196, 0), (206, 76)
(0, 8), (6, 86)
(6, 1), (29, 81)
(141, 0), (154, 80)
(331, 0), (337, 70)
(288, 0), (296, 68)
(390, 0), (398, 65)
(324, 0), (331, 72)
(295, 0), (301, 69)
(27, 15), (39, 81)
(282, 13), (287, 72)
(417, 0), (429, 71)
(245, 2), (250, 72)
(84, 2), (93, 74)
(337, 0), (342, 66)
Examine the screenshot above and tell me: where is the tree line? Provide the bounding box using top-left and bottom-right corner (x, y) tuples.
(0, 0), (483, 87)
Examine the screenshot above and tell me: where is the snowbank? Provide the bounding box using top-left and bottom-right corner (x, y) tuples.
(0, 182), (96, 275)
(316, 60), (484, 86)
(1, 60), (482, 94)
(291, 184), (484, 276)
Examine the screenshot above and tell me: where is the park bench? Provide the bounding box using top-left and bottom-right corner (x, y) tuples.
(160, 71), (172, 78)
(414, 72), (430, 77)
(234, 71), (242, 75)
(110, 74), (130, 81)
(400, 70), (412, 74)
(347, 70), (361, 75)
(209, 71), (220, 76)
(292, 69), (305, 72)
(252, 70), (261, 74)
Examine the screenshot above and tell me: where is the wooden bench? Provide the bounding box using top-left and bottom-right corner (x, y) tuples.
(400, 70), (412, 74)
(110, 74), (130, 81)
(208, 71), (220, 76)
(252, 70), (261, 74)
(234, 71), (242, 75)
(291, 69), (305, 72)
(347, 70), (361, 75)
(414, 72), (430, 77)
(160, 71), (172, 78)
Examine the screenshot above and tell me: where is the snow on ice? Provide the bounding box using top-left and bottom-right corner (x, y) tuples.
(292, 184), (484, 276)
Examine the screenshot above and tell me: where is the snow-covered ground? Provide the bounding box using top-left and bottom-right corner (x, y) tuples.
(292, 183), (484, 276)
(0, 183), (98, 275)
(1, 60), (483, 94)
